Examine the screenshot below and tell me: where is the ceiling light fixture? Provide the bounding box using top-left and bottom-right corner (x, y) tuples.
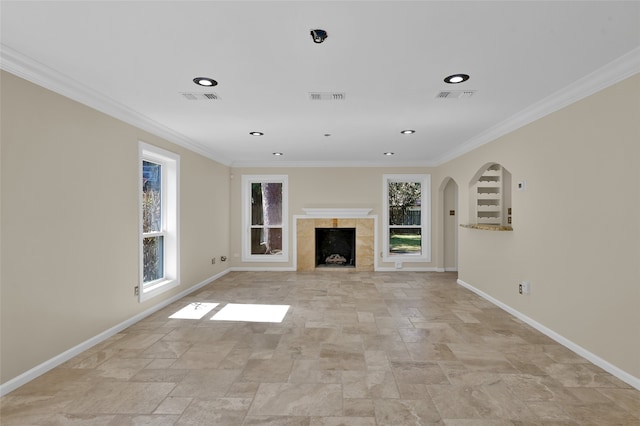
(383, 152), (395, 156)
(273, 152), (284, 156)
(249, 131), (264, 136)
(444, 74), (470, 84)
(193, 77), (218, 87)
(400, 129), (415, 134)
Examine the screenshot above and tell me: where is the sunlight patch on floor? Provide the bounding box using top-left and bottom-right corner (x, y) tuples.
(211, 303), (290, 323)
(168, 302), (219, 319)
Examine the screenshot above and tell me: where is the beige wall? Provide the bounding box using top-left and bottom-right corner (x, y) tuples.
(228, 167), (439, 270)
(1, 68), (638, 388)
(438, 74), (640, 378)
(0, 71), (230, 383)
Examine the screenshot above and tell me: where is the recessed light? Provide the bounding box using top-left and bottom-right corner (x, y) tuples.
(383, 152), (395, 156)
(193, 77), (218, 87)
(444, 74), (470, 84)
(400, 129), (415, 134)
(273, 152), (284, 156)
(249, 132), (264, 136)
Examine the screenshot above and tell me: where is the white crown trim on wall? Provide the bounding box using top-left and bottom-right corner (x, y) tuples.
(0, 44), (232, 166)
(433, 46), (640, 166)
(2, 43), (638, 168)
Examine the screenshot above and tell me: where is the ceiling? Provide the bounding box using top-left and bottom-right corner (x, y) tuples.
(2, 1), (639, 167)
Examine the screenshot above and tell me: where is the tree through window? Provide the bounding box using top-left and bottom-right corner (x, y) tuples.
(242, 175), (288, 261)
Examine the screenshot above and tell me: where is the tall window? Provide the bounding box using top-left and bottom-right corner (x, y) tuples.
(383, 174), (430, 262)
(139, 142), (179, 301)
(242, 175), (288, 262)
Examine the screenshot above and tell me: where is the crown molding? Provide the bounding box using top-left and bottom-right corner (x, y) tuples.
(0, 44), (232, 166)
(230, 159), (437, 168)
(2, 43), (637, 169)
(432, 46), (640, 166)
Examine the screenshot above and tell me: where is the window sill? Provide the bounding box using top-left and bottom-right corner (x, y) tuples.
(139, 278), (179, 302)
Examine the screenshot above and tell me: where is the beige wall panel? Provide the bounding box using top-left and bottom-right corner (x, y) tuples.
(229, 167), (437, 270)
(0, 71), (230, 384)
(439, 74), (640, 378)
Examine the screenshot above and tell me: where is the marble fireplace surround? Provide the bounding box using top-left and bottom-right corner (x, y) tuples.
(295, 208), (376, 272)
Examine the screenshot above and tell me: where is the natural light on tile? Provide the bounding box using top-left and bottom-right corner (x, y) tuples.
(210, 303), (290, 323)
(168, 302), (219, 319)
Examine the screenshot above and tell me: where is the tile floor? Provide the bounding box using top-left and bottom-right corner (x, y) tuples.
(1, 271), (639, 425)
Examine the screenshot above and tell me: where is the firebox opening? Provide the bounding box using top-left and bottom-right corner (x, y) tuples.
(315, 228), (356, 268)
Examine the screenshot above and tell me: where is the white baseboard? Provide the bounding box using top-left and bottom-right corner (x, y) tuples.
(0, 269), (230, 397)
(230, 266), (297, 272)
(457, 279), (640, 391)
(375, 267), (440, 272)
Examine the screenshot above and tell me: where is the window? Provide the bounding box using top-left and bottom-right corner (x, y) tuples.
(139, 142), (179, 301)
(242, 175), (288, 262)
(383, 174), (430, 262)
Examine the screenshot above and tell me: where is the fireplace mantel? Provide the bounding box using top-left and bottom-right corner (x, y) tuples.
(301, 208), (372, 218)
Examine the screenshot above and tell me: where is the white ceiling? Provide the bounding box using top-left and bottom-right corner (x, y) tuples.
(2, 1), (639, 167)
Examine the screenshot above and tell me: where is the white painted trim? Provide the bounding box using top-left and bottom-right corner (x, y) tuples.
(241, 175), (289, 263)
(302, 208), (372, 217)
(230, 267), (297, 272)
(457, 278), (640, 391)
(445, 267), (458, 272)
(139, 142), (180, 302)
(375, 266), (439, 272)
(433, 47), (640, 166)
(3, 43), (637, 169)
(0, 45), (232, 166)
(382, 174), (431, 263)
(0, 270), (230, 397)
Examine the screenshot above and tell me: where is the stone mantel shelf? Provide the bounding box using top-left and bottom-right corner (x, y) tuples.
(460, 224), (513, 231)
(302, 208), (373, 217)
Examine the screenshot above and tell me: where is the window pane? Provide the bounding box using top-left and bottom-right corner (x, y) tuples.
(143, 236), (164, 283)
(388, 182), (421, 226)
(251, 228), (283, 255)
(142, 161), (162, 233)
(389, 228), (421, 254)
(251, 182), (282, 226)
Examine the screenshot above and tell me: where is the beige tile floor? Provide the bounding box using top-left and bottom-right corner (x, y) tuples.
(2, 271), (639, 425)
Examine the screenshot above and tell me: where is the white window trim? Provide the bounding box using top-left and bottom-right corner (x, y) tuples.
(139, 142), (180, 302)
(382, 174), (431, 263)
(241, 175), (289, 262)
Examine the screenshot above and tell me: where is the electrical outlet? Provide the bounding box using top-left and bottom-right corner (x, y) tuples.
(519, 281), (530, 295)
(134, 286), (139, 296)
(211, 258), (216, 264)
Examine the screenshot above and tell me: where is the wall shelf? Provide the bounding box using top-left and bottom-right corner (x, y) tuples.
(470, 163), (512, 228)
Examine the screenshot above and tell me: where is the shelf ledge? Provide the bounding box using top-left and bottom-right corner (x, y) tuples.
(460, 224), (513, 231)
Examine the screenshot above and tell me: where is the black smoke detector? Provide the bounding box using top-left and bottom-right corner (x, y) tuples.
(310, 29), (328, 44)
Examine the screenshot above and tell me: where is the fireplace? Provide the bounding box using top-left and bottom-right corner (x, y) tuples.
(295, 211), (375, 272)
(315, 228), (355, 268)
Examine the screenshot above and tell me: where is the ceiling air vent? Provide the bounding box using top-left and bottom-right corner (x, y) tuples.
(435, 90), (476, 99)
(309, 92), (346, 101)
(181, 92), (220, 100)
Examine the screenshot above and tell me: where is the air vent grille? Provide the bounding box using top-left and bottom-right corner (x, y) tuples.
(436, 90), (476, 99)
(181, 92), (220, 100)
(309, 92), (346, 101)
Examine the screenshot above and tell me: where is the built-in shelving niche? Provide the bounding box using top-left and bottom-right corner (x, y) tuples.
(467, 163), (512, 230)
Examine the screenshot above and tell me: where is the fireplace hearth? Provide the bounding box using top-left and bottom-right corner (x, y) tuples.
(315, 228), (355, 268)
